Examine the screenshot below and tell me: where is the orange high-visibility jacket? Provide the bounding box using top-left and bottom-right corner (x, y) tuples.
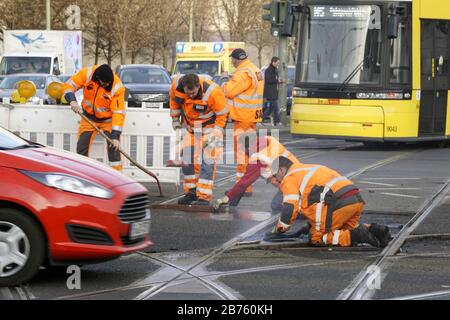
(278, 163), (356, 230)
(223, 59), (264, 123)
(62, 66), (126, 135)
(249, 136), (300, 179)
(170, 76), (228, 132)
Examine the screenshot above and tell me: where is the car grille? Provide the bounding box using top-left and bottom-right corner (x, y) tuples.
(66, 225), (114, 246)
(119, 194), (151, 223)
(120, 236), (146, 247)
(133, 93), (168, 102)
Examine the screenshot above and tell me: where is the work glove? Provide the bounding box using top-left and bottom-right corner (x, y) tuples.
(212, 195), (229, 212)
(70, 101), (82, 114)
(172, 118), (182, 131)
(272, 219), (291, 233)
(110, 139), (121, 151)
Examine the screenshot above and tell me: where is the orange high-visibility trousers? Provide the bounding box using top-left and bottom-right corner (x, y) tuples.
(77, 118), (123, 171)
(233, 121), (257, 194)
(303, 201), (364, 247)
(181, 128), (218, 201)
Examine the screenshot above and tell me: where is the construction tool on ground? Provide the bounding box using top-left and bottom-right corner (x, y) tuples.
(46, 82), (163, 197)
(166, 128), (188, 167)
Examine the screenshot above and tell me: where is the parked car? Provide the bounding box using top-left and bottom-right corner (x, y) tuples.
(116, 64), (171, 108)
(0, 73), (61, 104)
(0, 126), (152, 285)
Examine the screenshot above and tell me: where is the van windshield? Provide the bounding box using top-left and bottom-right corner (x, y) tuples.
(0, 57), (52, 75)
(174, 61), (219, 77)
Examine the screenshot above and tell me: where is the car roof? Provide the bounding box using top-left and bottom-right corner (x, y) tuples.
(3, 73), (51, 78)
(118, 64), (166, 70)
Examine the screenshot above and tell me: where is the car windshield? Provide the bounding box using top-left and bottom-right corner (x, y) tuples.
(0, 57), (51, 75)
(120, 68), (170, 84)
(174, 61), (219, 77)
(0, 76), (46, 89)
(298, 5), (383, 86)
(0, 127), (29, 150)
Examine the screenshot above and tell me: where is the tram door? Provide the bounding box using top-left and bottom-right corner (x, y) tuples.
(419, 20), (449, 136)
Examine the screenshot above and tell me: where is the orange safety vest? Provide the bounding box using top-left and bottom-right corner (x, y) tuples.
(62, 66), (126, 133)
(170, 76), (228, 133)
(223, 59), (264, 123)
(249, 136), (300, 179)
(279, 163), (356, 231)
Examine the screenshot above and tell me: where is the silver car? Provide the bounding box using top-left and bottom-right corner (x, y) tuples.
(0, 73), (62, 104)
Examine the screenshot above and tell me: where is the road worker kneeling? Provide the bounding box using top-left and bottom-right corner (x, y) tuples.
(267, 156), (392, 248)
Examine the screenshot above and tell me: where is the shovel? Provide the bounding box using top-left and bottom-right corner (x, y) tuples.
(78, 111), (163, 197)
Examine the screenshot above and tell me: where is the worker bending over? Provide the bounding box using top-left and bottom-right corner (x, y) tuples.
(268, 156), (392, 247)
(63, 64), (126, 171)
(212, 135), (299, 213)
(170, 73), (228, 205)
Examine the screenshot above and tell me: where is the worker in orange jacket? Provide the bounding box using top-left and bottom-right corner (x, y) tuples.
(170, 73), (228, 205)
(63, 64), (126, 171)
(212, 135), (300, 213)
(268, 156), (392, 247)
(222, 49), (264, 197)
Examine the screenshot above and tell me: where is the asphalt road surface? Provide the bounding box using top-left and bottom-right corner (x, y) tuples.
(2, 131), (450, 301)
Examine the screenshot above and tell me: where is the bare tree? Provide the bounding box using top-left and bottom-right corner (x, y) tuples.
(246, 0), (277, 67)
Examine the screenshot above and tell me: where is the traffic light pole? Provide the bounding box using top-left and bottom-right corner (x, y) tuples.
(278, 35), (289, 125)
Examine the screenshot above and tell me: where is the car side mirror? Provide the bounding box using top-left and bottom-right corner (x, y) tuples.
(387, 14), (400, 39)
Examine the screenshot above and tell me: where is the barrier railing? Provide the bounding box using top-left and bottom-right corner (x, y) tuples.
(0, 103), (181, 186)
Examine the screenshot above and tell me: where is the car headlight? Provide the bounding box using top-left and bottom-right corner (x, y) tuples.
(20, 171), (113, 199)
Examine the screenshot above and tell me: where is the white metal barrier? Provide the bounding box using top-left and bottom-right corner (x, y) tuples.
(0, 103), (181, 186)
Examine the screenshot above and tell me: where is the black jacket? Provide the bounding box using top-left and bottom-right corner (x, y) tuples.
(263, 64), (279, 100)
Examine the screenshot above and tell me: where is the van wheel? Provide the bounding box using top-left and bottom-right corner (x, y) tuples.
(0, 208), (46, 286)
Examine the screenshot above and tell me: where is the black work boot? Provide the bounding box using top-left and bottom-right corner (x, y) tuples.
(369, 223), (392, 248)
(178, 190), (198, 205)
(350, 225), (380, 247)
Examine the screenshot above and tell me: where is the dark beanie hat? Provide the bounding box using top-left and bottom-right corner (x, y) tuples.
(93, 64), (114, 83)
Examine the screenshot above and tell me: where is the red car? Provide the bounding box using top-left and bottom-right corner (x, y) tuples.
(0, 127), (152, 286)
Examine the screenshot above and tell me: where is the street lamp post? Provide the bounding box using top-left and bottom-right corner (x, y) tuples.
(46, 0), (51, 30)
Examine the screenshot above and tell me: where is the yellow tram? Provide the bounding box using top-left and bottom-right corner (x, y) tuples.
(291, 0), (450, 143)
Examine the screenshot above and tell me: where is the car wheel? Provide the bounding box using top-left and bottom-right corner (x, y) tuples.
(0, 208), (46, 286)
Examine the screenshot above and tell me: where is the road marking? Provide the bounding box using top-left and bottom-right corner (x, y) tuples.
(0, 288), (14, 300)
(364, 188), (420, 190)
(281, 138), (316, 146)
(15, 286), (28, 300)
(380, 192), (421, 199)
(389, 289), (450, 300)
(363, 177), (422, 180)
(359, 181), (398, 187)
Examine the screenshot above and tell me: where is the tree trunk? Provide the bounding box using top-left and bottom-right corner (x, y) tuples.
(258, 46), (262, 68)
(120, 35), (127, 65)
(107, 36), (113, 66)
(94, 14), (101, 64)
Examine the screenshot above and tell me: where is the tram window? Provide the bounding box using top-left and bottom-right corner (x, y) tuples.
(389, 18), (411, 85)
